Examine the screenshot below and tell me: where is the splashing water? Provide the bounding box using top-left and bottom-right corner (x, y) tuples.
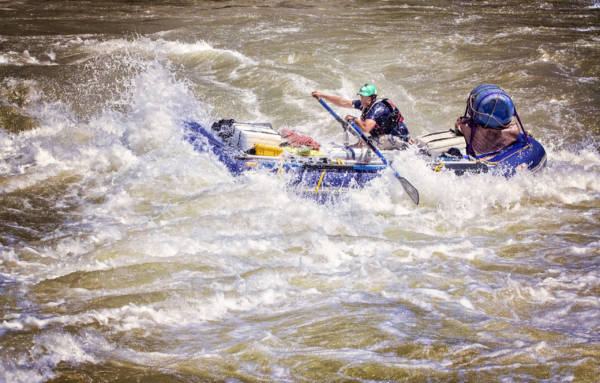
(1, 1), (599, 382)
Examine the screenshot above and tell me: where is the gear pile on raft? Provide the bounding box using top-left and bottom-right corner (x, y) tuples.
(184, 84), (547, 203)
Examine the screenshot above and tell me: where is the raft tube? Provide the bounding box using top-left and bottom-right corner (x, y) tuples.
(184, 120), (547, 197)
(419, 129), (547, 177)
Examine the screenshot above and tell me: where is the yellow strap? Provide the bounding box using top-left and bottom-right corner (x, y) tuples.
(315, 169), (326, 194)
(277, 157), (284, 178)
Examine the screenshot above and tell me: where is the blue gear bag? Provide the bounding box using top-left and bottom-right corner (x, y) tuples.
(466, 84), (515, 129)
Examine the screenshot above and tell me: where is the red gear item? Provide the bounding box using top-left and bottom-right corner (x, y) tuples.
(280, 129), (320, 150)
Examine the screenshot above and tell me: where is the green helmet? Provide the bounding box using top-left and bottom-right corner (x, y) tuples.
(357, 83), (377, 97)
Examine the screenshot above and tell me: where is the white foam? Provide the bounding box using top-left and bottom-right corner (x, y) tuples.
(459, 297), (476, 310)
(0, 50), (57, 66)
(84, 37), (257, 66)
(453, 14), (483, 25)
(0, 58), (211, 195)
(0, 331), (108, 383)
(1, 22), (599, 381)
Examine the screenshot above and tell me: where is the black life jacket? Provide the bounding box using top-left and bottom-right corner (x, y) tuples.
(380, 98), (404, 128)
(365, 98), (405, 137)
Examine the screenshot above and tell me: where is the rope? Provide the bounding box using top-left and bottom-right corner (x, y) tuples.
(315, 169), (326, 194)
(514, 111), (531, 144)
(468, 91), (512, 129)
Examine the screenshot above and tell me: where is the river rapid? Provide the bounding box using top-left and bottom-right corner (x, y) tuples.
(1, 1), (599, 382)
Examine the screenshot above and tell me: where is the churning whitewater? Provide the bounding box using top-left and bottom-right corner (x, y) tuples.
(1, 1), (599, 382)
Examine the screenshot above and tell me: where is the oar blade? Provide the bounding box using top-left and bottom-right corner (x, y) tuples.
(396, 175), (420, 205)
(313, 96), (420, 205)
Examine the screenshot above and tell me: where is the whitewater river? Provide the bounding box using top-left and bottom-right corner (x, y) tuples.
(1, 1), (599, 382)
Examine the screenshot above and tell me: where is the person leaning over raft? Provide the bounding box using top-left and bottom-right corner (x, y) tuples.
(311, 83), (409, 150)
(455, 116), (520, 157)
(455, 85), (521, 158)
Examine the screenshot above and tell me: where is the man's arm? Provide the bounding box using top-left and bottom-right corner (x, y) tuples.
(312, 91), (353, 108)
(344, 116), (377, 133)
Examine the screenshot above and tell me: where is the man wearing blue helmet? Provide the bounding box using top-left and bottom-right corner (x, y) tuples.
(312, 83), (409, 150)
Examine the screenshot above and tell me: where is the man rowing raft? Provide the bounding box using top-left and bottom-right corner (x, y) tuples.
(312, 83), (409, 150)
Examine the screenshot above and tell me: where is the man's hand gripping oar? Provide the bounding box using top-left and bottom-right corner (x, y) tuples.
(313, 95), (420, 205)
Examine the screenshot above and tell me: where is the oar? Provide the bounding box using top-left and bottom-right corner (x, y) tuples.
(314, 96), (420, 205)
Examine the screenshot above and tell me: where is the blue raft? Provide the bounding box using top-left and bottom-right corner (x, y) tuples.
(419, 129), (547, 177)
(184, 120), (386, 198)
(184, 119), (547, 197)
